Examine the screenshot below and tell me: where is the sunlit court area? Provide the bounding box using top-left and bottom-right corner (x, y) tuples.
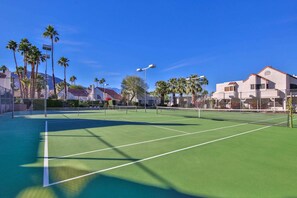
(0, 107), (296, 197)
(2, 0), (297, 197)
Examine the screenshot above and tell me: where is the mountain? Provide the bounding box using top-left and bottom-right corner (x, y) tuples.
(12, 72), (122, 93)
(111, 88), (121, 94)
(12, 72), (63, 90)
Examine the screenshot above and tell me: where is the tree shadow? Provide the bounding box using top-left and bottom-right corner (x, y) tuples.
(45, 118), (198, 133)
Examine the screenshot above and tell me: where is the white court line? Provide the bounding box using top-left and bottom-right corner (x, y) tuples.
(121, 118), (189, 134)
(48, 123), (246, 161)
(43, 121), (49, 187)
(45, 119), (289, 187)
(48, 116), (285, 161)
(152, 125), (189, 134)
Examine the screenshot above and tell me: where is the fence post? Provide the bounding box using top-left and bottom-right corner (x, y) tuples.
(11, 78), (15, 118)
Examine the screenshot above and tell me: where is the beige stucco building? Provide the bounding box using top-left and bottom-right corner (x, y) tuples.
(212, 66), (297, 110)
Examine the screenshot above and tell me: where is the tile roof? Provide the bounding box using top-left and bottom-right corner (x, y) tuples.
(97, 87), (122, 100)
(68, 88), (89, 97)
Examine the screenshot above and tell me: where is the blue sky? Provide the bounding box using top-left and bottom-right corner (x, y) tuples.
(0, 0), (297, 92)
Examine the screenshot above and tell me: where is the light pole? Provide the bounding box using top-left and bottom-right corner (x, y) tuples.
(136, 64), (156, 112)
(103, 83), (109, 101)
(42, 44), (52, 117)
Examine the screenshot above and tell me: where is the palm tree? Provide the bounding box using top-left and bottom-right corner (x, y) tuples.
(56, 81), (66, 94)
(43, 25), (59, 97)
(99, 78), (106, 87)
(0, 65), (8, 73)
(21, 78), (30, 98)
(18, 38), (31, 98)
(176, 77), (186, 106)
(36, 75), (45, 98)
(27, 46), (43, 98)
(70, 75), (77, 85)
(94, 77), (99, 87)
(58, 57), (70, 100)
(168, 78), (178, 106)
(155, 81), (169, 106)
(18, 38), (31, 77)
(186, 74), (208, 106)
(6, 40), (23, 97)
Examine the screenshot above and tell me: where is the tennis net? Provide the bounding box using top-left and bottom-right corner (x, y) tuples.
(156, 106), (290, 126)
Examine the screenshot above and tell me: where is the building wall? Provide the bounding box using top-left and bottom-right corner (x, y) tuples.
(213, 67), (292, 100)
(0, 70), (12, 90)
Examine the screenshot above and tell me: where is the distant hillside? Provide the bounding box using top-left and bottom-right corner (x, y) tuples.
(12, 72), (63, 90)
(111, 88), (121, 94)
(12, 72), (122, 93)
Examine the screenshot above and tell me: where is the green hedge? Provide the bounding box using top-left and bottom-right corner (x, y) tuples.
(29, 99), (105, 109)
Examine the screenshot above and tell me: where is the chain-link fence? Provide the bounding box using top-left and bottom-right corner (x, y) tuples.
(197, 89), (297, 111)
(0, 86), (13, 114)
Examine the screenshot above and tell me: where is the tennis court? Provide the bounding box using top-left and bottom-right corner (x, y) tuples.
(1, 107), (297, 198)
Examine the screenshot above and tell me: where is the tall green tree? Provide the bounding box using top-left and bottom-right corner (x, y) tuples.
(186, 75), (208, 106)
(176, 77), (186, 106)
(121, 76), (146, 104)
(18, 38), (31, 77)
(58, 57), (70, 100)
(155, 81), (169, 106)
(70, 75), (77, 85)
(21, 78), (30, 98)
(168, 78), (178, 106)
(18, 38), (31, 98)
(6, 40), (23, 97)
(94, 77), (99, 87)
(27, 46), (43, 98)
(43, 25), (59, 96)
(0, 65), (7, 73)
(36, 74), (45, 98)
(99, 78), (106, 86)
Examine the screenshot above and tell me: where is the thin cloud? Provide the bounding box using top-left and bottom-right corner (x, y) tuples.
(101, 71), (121, 76)
(59, 40), (87, 46)
(56, 24), (79, 35)
(163, 56), (218, 72)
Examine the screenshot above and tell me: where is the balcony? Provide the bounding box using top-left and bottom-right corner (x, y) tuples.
(241, 89), (281, 99)
(212, 89), (282, 100)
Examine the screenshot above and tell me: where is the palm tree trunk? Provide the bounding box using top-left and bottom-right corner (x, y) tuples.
(161, 94), (165, 105)
(30, 64), (35, 98)
(191, 91), (196, 106)
(179, 93), (183, 106)
(24, 54), (28, 98)
(51, 38), (57, 97)
(13, 52), (23, 98)
(64, 67), (67, 100)
(172, 93), (176, 106)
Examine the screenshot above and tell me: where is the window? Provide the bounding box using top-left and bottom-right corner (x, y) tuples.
(224, 86), (235, 92)
(251, 84), (266, 90)
(290, 84), (297, 89)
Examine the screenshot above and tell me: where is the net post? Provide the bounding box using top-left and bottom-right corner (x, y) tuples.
(156, 106), (158, 114)
(126, 108), (128, 114)
(11, 78), (15, 118)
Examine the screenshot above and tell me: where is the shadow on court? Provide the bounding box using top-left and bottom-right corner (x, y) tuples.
(45, 118), (198, 132)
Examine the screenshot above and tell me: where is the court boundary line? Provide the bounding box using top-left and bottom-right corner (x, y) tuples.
(43, 120), (49, 187)
(45, 119), (288, 187)
(48, 116), (284, 161)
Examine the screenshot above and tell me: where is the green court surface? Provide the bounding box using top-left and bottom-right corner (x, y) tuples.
(0, 109), (296, 198)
